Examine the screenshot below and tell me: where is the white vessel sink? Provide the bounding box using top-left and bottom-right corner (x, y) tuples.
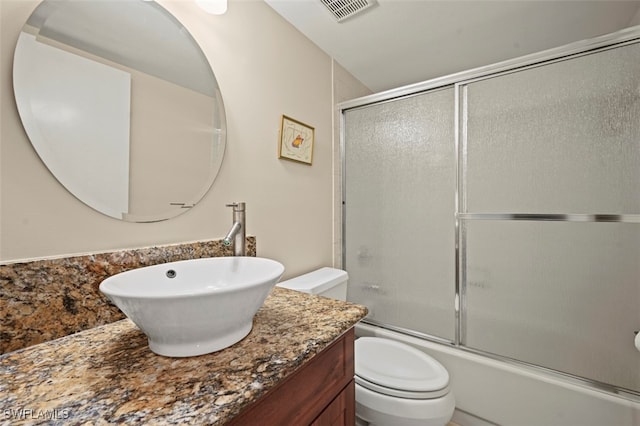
(99, 257), (285, 357)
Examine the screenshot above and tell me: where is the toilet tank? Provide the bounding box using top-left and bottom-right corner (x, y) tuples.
(276, 267), (348, 301)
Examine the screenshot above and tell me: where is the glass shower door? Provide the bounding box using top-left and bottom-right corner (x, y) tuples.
(343, 87), (456, 341)
(460, 41), (640, 393)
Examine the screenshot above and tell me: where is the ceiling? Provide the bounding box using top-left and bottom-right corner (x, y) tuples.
(265, 0), (640, 93)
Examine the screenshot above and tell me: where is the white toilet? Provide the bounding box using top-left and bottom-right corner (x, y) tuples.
(277, 267), (455, 426)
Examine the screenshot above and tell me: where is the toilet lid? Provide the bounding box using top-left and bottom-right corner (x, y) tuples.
(355, 337), (449, 398)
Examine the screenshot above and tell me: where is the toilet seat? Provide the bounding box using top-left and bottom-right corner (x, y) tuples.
(355, 375), (450, 399)
(355, 337), (450, 400)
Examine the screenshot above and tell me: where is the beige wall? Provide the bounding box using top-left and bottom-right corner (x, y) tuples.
(0, 0), (367, 279)
(631, 8), (640, 26)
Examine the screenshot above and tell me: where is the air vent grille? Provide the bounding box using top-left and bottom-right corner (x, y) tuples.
(320, 0), (376, 22)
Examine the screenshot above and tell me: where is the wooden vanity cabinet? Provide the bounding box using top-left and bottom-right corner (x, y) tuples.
(229, 328), (355, 426)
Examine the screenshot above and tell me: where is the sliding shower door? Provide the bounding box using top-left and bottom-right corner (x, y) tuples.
(343, 87), (456, 341)
(343, 34), (640, 396)
(459, 41), (640, 393)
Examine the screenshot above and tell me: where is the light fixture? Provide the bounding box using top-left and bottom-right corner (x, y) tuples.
(196, 0), (227, 15)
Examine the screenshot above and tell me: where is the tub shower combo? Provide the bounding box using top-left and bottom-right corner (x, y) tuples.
(341, 26), (640, 424)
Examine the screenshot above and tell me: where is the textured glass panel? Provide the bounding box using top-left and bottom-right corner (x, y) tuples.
(464, 220), (640, 392)
(463, 43), (640, 214)
(344, 88), (456, 340)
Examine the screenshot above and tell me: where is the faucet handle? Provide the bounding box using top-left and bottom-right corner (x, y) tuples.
(226, 202), (245, 211)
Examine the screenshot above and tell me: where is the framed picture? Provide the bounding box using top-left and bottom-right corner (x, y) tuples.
(278, 115), (314, 165)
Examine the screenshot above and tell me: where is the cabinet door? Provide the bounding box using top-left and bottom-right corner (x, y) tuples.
(311, 381), (355, 426)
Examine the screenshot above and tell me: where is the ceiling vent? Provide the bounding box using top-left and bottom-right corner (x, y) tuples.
(320, 0), (377, 22)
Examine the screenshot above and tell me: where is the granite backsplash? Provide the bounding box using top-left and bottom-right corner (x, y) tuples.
(0, 238), (257, 354)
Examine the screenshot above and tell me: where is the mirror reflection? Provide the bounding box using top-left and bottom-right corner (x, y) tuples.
(13, 0), (226, 222)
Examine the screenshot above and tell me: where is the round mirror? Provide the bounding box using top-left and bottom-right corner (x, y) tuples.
(13, 0), (226, 222)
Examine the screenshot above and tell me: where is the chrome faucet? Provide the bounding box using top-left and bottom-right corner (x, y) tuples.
(223, 202), (246, 256)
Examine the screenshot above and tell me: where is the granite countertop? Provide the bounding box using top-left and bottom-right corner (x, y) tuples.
(0, 287), (367, 425)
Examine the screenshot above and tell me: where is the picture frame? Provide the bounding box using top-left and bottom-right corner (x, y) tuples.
(278, 115), (314, 165)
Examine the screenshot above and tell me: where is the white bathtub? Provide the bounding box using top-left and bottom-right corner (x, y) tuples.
(355, 323), (640, 426)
